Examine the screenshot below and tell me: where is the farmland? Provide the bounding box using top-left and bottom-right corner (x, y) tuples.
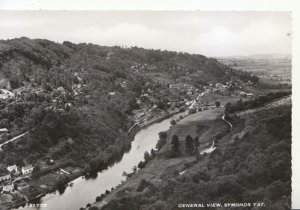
(217, 54), (291, 85)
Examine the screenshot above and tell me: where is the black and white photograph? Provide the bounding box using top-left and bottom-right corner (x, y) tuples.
(0, 1), (298, 210)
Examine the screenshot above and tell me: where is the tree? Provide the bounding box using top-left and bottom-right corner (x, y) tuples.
(171, 135), (179, 150)
(150, 149), (156, 158)
(138, 161), (145, 169)
(31, 164), (41, 179)
(126, 98), (139, 114)
(194, 136), (200, 152)
(266, 180), (287, 201)
(144, 151), (151, 162)
(185, 135), (195, 154)
(96, 196), (102, 202)
(159, 131), (168, 139)
(171, 135), (180, 157)
(156, 137), (167, 151)
(170, 119), (176, 126)
(224, 103), (232, 113)
(55, 174), (68, 190)
(89, 206), (100, 210)
(137, 179), (150, 192)
(157, 100), (167, 110)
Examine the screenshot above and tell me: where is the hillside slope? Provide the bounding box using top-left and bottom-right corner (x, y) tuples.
(0, 37), (260, 170)
(0, 38), (266, 208)
(97, 96), (291, 210)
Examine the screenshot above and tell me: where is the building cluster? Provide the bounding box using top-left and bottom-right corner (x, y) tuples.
(0, 164), (34, 194)
(0, 89), (15, 100)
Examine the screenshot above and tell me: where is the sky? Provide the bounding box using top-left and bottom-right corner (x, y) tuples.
(0, 11), (292, 57)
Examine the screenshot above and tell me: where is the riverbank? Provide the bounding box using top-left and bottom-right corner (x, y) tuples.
(89, 108), (228, 209)
(127, 108), (185, 135)
(92, 97), (291, 210)
(9, 109), (186, 210)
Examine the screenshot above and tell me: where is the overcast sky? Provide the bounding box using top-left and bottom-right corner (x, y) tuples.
(0, 11), (292, 57)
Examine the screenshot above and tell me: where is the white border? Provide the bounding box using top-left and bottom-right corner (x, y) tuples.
(0, 0), (299, 209)
(0, 0), (296, 10)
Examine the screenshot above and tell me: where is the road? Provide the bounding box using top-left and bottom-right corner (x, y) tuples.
(222, 114), (233, 130)
(0, 131), (30, 148)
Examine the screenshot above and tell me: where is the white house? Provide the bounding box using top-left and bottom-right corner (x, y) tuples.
(21, 165), (34, 175)
(0, 173), (11, 182)
(2, 183), (14, 193)
(7, 165), (19, 175)
(0, 128), (8, 133)
(108, 91), (116, 96)
(0, 89), (14, 99)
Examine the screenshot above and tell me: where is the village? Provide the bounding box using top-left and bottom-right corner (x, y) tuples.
(0, 163), (34, 205)
(0, 72), (256, 208)
(0, 58), (258, 210)
(0, 65), (256, 148)
(130, 78), (254, 126)
(0, 74), (86, 208)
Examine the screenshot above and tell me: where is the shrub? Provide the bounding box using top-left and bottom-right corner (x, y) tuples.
(137, 179), (150, 192)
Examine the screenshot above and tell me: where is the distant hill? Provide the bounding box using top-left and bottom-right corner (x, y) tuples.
(0, 37), (259, 88)
(0, 37), (259, 172)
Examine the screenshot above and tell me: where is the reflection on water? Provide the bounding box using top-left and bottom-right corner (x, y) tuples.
(19, 111), (186, 210)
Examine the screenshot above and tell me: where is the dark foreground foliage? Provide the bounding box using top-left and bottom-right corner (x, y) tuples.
(102, 105), (291, 210)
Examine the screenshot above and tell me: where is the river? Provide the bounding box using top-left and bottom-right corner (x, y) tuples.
(19, 111), (187, 210)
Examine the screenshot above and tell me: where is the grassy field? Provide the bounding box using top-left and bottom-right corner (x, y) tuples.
(217, 55), (291, 85)
(160, 108), (225, 154)
(92, 93), (291, 210)
(92, 108), (228, 208)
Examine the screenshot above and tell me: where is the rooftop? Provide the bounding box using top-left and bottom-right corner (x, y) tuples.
(22, 165), (33, 170)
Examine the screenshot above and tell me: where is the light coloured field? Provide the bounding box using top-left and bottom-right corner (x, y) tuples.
(159, 108), (226, 156)
(178, 108), (222, 125)
(217, 55), (291, 84)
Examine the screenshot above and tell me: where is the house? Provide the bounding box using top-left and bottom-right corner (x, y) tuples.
(1, 183), (14, 193)
(0, 128), (8, 133)
(67, 137), (74, 145)
(0, 74), (12, 90)
(57, 86), (65, 92)
(0, 173), (11, 182)
(0, 93), (9, 100)
(108, 92), (116, 96)
(21, 165), (34, 175)
(7, 165), (19, 175)
(0, 89), (15, 99)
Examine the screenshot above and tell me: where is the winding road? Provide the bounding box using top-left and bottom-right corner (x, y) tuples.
(0, 131), (30, 149)
(222, 114), (233, 130)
